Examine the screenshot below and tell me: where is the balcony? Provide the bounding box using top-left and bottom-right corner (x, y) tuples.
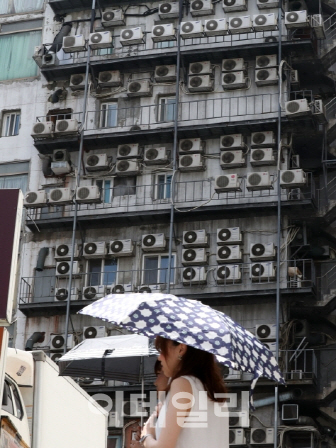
(281, 349), (317, 384)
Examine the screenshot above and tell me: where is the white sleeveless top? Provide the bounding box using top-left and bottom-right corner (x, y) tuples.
(156, 375), (229, 448)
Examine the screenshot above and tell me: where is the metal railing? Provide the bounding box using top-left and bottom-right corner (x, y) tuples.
(280, 349), (317, 381)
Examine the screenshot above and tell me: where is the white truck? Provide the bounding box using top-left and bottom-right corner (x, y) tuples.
(1, 344), (108, 448)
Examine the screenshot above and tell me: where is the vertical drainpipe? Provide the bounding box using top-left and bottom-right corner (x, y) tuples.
(167, 0), (183, 293)
(64, 0), (96, 353)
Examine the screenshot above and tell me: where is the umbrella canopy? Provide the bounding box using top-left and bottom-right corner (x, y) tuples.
(58, 334), (158, 383)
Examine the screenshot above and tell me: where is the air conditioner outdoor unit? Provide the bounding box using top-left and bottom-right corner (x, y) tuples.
(188, 75), (214, 92)
(83, 285), (106, 300)
(255, 68), (279, 86)
(251, 262), (276, 282)
(182, 248), (207, 266)
(222, 58), (245, 72)
(217, 245), (242, 264)
(55, 243), (78, 261)
(256, 323), (277, 340)
(285, 10), (308, 28)
(250, 242), (276, 261)
(223, 0), (247, 12)
(251, 148), (276, 166)
(290, 370), (303, 380)
(189, 61), (212, 75)
(62, 35), (86, 53)
(50, 334), (74, 351)
(183, 230), (209, 248)
(246, 172), (273, 191)
(83, 241), (107, 258)
(49, 187), (73, 204)
(56, 261), (82, 277)
(85, 154), (110, 172)
(120, 27), (144, 45)
(220, 134), (245, 150)
(280, 169), (306, 188)
(220, 150), (246, 169)
(216, 265), (242, 284)
(101, 9), (125, 27)
(179, 154), (205, 172)
(285, 99), (311, 117)
(139, 285), (163, 293)
(290, 70), (300, 88)
(83, 325), (107, 339)
(229, 411), (249, 428)
(55, 119), (79, 134)
(155, 65), (177, 82)
(24, 190), (47, 208)
(222, 71), (247, 90)
(179, 138), (204, 154)
(89, 31), (112, 49)
(52, 149), (70, 163)
(152, 24), (176, 42)
(112, 284), (133, 294)
(127, 80), (152, 97)
(228, 16), (253, 34)
(50, 353), (62, 364)
(190, 0), (214, 16)
(182, 266), (207, 285)
(142, 233), (167, 252)
(256, 54), (277, 69)
(251, 428), (274, 445)
(251, 131), (276, 148)
(110, 239), (135, 257)
(115, 160), (141, 176)
(204, 18), (228, 36)
(257, 0), (279, 9)
(98, 70), (122, 87)
(229, 429), (246, 446)
(31, 121), (54, 137)
(215, 174), (241, 193)
(144, 147), (168, 165)
(117, 143), (141, 159)
(311, 14), (326, 39)
(159, 2), (179, 19)
(313, 99), (327, 123)
(217, 227), (242, 245)
(42, 52), (57, 67)
(282, 404), (299, 421)
(253, 13), (277, 31)
(180, 21), (204, 39)
(55, 287), (79, 302)
(50, 161), (71, 175)
(76, 185), (101, 203)
(69, 73), (86, 90)
(222, 366), (242, 380)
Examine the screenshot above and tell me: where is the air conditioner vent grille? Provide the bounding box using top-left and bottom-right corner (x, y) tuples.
(84, 286), (97, 300)
(64, 36), (76, 47)
(184, 231), (197, 244)
(50, 189), (63, 202)
(252, 149), (265, 161)
(184, 249), (196, 261)
(71, 74), (84, 85)
(180, 155), (193, 167)
(77, 187), (90, 199)
(26, 192), (38, 203)
(217, 176), (230, 188)
(57, 262), (70, 275)
(222, 152), (235, 164)
(217, 266), (230, 279)
(55, 288), (68, 301)
(230, 17), (243, 28)
(181, 22), (194, 33)
(183, 267), (197, 280)
(103, 11), (115, 21)
(143, 235), (156, 247)
(57, 120), (69, 132)
(287, 12), (299, 22)
(56, 244), (69, 257)
(281, 171), (295, 183)
(129, 82), (141, 93)
(85, 243), (98, 254)
(84, 327), (98, 338)
(111, 241), (124, 252)
(190, 62), (204, 74)
(117, 161), (130, 172)
(160, 3), (172, 13)
(33, 123), (45, 134)
(121, 29), (134, 40)
(252, 429), (266, 443)
(146, 149), (158, 160)
(252, 263), (265, 277)
(248, 173), (262, 186)
(156, 66), (169, 77)
(223, 73), (237, 84)
(286, 101), (301, 113)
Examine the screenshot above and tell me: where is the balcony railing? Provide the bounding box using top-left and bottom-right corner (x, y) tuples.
(280, 349), (317, 381)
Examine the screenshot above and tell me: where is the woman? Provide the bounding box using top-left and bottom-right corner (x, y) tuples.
(139, 336), (229, 448)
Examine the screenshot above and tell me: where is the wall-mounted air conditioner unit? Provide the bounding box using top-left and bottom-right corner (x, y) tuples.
(217, 227), (242, 245)
(89, 31), (112, 49)
(56, 261), (82, 277)
(229, 411), (250, 428)
(223, 0), (247, 13)
(188, 74), (214, 92)
(179, 138), (204, 154)
(179, 154), (205, 172)
(255, 68), (279, 86)
(220, 150), (246, 169)
(217, 245), (242, 264)
(222, 71), (247, 90)
(101, 9), (125, 27)
(24, 190), (47, 208)
(290, 70), (300, 88)
(285, 11), (308, 28)
(52, 149), (70, 163)
(69, 73), (87, 90)
(83, 325), (107, 339)
(98, 70), (122, 88)
(311, 14), (326, 39)
(158, 2), (179, 19)
(83, 285), (106, 300)
(144, 147), (168, 165)
(117, 143), (141, 159)
(62, 35), (86, 53)
(229, 429), (246, 446)
(115, 160), (141, 176)
(251, 148), (276, 166)
(189, 61), (212, 75)
(152, 24), (176, 42)
(222, 366), (242, 380)
(285, 99), (311, 117)
(142, 233), (167, 252)
(83, 241), (107, 258)
(215, 174), (241, 193)
(281, 404), (299, 421)
(50, 353), (63, 364)
(190, 0), (214, 16)
(112, 284), (133, 294)
(182, 248), (207, 266)
(31, 121), (54, 137)
(251, 131), (276, 147)
(55, 119), (79, 134)
(228, 16), (252, 34)
(257, 0), (279, 9)
(220, 134), (245, 150)
(183, 230), (209, 248)
(50, 161), (71, 176)
(180, 21), (204, 39)
(246, 172), (273, 191)
(55, 287), (79, 302)
(42, 52), (57, 67)
(110, 239), (135, 257)
(313, 99), (327, 123)
(222, 58), (245, 72)
(250, 242), (276, 261)
(155, 65), (177, 82)
(120, 27), (144, 45)
(85, 154), (110, 172)
(139, 285), (163, 293)
(204, 18), (228, 36)
(127, 80), (152, 97)
(76, 185), (101, 203)
(280, 169), (306, 188)
(50, 334), (74, 351)
(255, 323), (277, 340)
(251, 428), (274, 445)
(216, 265), (242, 284)
(182, 266), (207, 285)
(251, 262), (276, 282)
(253, 14), (277, 31)
(49, 187), (73, 204)
(256, 55), (277, 69)
(55, 243), (78, 261)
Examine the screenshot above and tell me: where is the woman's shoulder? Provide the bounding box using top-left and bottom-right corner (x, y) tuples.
(170, 376), (193, 393)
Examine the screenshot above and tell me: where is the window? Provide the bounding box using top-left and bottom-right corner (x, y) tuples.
(2, 111), (20, 136)
(156, 174), (172, 200)
(101, 103), (118, 128)
(0, 161), (29, 192)
(96, 179), (112, 203)
(113, 177), (136, 197)
(0, 0), (44, 14)
(2, 379), (23, 419)
(159, 97), (176, 122)
(87, 259), (118, 286)
(107, 436), (122, 448)
(143, 254), (175, 285)
(156, 41), (175, 49)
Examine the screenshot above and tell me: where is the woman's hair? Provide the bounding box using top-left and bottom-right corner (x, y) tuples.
(154, 359), (162, 375)
(155, 336), (227, 402)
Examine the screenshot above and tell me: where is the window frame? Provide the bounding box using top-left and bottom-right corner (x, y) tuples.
(0, 0), (45, 16)
(86, 258), (118, 287)
(0, 160), (29, 192)
(1, 110), (20, 137)
(141, 253), (176, 285)
(158, 96), (176, 123)
(2, 377), (24, 420)
(155, 173), (172, 201)
(100, 102), (118, 128)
